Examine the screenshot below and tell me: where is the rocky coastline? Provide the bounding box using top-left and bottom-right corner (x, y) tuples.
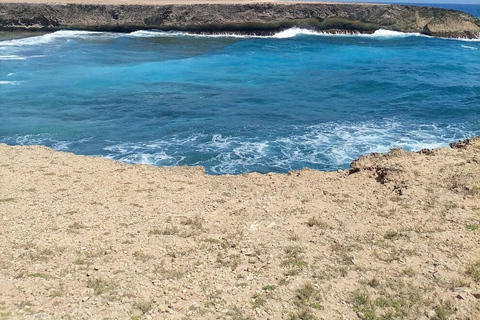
(1, 2), (480, 39)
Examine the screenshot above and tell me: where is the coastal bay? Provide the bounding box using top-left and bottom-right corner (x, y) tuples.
(1, 1), (480, 319)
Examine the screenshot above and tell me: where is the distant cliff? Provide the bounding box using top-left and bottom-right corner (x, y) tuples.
(1, 2), (480, 39)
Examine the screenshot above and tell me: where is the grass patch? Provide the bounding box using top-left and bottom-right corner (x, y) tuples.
(28, 273), (49, 278)
(282, 246), (308, 275)
(134, 298), (153, 314)
(432, 301), (453, 320)
(352, 290), (375, 320)
(181, 216), (203, 230)
(87, 277), (114, 295)
(288, 308), (318, 320)
(367, 277), (380, 288)
(289, 234), (301, 241)
(236, 282), (248, 288)
(466, 261), (480, 283)
(133, 251), (154, 262)
(251, 292), (266, 309)
(68, 222), (85, 233)
(202, 237), (221, 244)
(306, 216), (326, 228)
(294, 283), (320, 306)
(384, 231), (399, 240)
(466, 224), (479, 231)
(49, 290), (64, 298)
(153, 265), (184, 280)
(149, 226), (179, 236)
(226, 307), (254, 320)
(216, 252), (240, 270)
(263, 285), (276, 291)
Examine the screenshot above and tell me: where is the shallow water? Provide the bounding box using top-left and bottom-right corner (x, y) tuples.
(1, 5), (479, 174)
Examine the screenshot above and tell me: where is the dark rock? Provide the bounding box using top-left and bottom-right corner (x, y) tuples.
(0, 2), (479, 39)
(450, 139), (471, 149)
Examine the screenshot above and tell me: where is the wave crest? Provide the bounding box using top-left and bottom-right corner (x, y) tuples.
(1, 28), (427, 48)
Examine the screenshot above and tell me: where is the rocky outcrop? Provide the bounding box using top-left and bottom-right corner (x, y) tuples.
(0, 2), (479, 39)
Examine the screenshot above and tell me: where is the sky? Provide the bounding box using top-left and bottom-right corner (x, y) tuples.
(324, 0), (480, 4)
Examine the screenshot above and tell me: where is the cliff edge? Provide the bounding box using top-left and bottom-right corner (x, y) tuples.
(1, 2), (480, 39)
(1, 137), (479, 319)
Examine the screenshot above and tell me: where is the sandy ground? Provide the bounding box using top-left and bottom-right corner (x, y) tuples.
(0, 0), (372, 6)
(0, 138), (479, 320)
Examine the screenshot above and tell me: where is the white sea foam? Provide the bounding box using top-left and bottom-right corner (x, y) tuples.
(0, 54), (26, 60)
(7, 73), (15, 77)
(0, 30), (121, 47)
(461, 45), (478, 50)
(128, 28), (424, 40)
(96, 119), (477, 174)
(4, 119), (476, 174)
(0, 28), (453, 48)
(129, 29), (261, 39)
(128, 30), (189, 38)
(363, 29), (423, 38)
(0, 81), (20, 85)
(271, 28), (322, 39)
(271, 28), (424, 39)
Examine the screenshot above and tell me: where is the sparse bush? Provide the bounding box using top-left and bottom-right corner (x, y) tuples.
(87, 277), (113, 295)
(466, 261), (480, 283)
(306, 217), (326, 228)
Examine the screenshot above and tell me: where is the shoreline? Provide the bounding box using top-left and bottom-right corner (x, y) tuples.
(1, 1), (479, 39)
(1, 137), (479, 319)
(1, 137), (479, 176)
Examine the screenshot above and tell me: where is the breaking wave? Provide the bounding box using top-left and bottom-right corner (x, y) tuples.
(3, 120), (476, 174)
(0, 28), (429, 48)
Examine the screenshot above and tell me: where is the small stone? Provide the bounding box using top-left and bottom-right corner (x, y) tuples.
(425, 309), (436, 318)
(473, 293), (480, 299)
(456, 294), (466, 300)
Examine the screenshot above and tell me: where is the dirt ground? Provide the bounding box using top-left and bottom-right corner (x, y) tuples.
(0, 137), (479, 320)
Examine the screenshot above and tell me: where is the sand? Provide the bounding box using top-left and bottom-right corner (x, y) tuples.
(0, 137), (479, 319)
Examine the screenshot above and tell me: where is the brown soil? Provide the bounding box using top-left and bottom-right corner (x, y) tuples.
(0, 138), (479, 319)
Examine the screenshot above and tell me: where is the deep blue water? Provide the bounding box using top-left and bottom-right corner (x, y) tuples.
(1, 4), (479, 174)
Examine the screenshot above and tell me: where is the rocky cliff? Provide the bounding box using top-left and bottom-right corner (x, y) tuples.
(1, 2), (480, 39)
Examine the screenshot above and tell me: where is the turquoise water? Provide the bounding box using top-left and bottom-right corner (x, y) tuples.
(1, 4), (479, 174)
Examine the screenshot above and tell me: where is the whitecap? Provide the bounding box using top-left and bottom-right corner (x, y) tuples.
(128, 28), (424, 40)
(271, 28), (423, 39)
(0, 30), (122, 48)
(0, 81), (20, 85)
(461, 45), (478, 50)
(0, 54), (26, 60)
(128, 30), (189, 38)
(271, 28), (322, 39)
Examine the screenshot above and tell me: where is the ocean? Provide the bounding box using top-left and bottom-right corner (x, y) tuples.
(1, 4), (479, 174)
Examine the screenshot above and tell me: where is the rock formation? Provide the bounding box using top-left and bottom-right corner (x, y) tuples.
(1, 2), (480, 39)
